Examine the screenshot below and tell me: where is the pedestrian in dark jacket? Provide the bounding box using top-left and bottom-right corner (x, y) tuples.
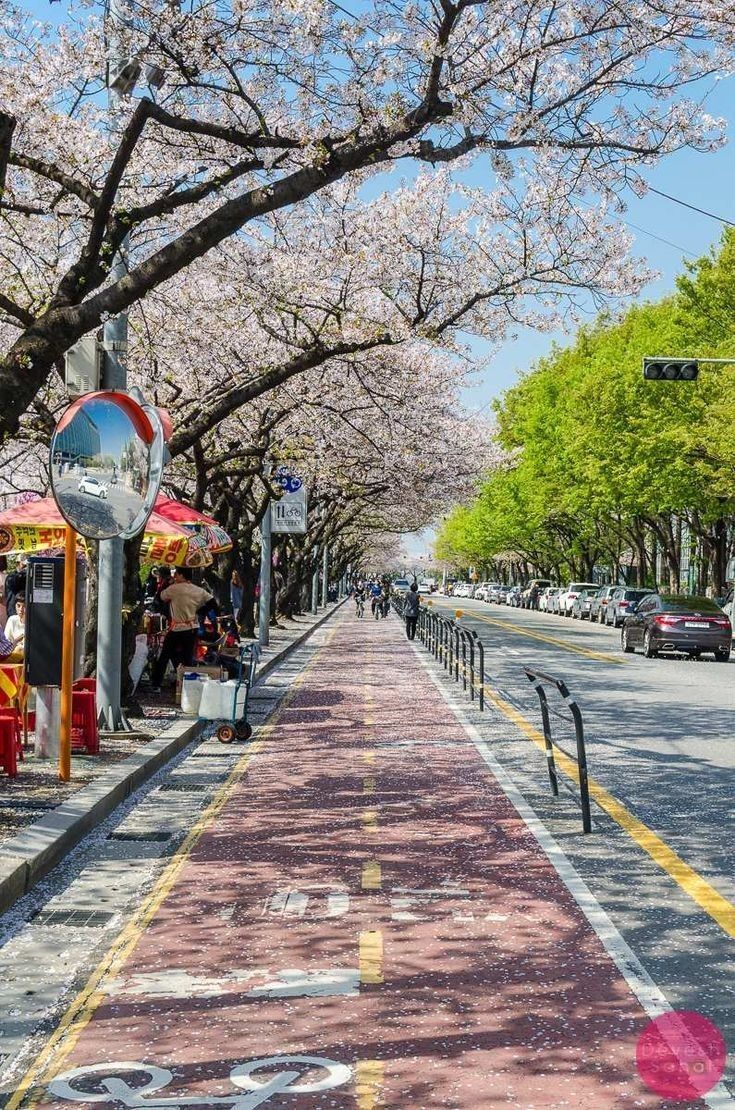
(403, 582), (420, 640)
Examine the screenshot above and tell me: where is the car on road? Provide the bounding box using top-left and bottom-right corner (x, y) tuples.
(557, 582), (599, 617)
(392, 578), (411, 595)
(506, 585), (522, 607)
(606, 587), (654, 628)
(621, 594), (731, 661)
(494, 585), (512, 604)
(571, 588), (599, 620)
(474, 581), (491, 601)
(78, 475), (108, 499)
(539, 586), (560, 612)
(417, 581), (432, 595)
(590, 584), (617, 624)
(521, 579), (552, 608)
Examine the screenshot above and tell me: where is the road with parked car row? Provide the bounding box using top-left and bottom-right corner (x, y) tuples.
(427, 593), (735, 912)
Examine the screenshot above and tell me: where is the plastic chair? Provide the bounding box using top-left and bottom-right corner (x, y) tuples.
(0, 717), (17, 777)
(0, 708), (23, 761)
(71, 690), (99, 755)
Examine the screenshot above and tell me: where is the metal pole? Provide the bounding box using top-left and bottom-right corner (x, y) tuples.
(311, 549), (319, 615)
(59, 527), (77, 781)
(321, 543), (329, 607)
(97, 537), (126, 731)
(95, 0), (130, 731)
(258, 503), (272, 647)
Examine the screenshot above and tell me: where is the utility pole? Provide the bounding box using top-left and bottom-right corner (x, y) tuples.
(258, 502), (272, 647)
(96, 0), (130, 731)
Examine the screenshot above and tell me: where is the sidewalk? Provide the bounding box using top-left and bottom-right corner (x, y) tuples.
(14, 606), (678, 1108)
(0, 603), (343, 910)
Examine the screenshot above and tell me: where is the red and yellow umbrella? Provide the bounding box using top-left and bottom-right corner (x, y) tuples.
(153, 494), (232, 555)
(0, 497), (211, 567)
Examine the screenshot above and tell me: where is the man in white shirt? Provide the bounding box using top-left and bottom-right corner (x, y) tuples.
(150, 568), (213, 692)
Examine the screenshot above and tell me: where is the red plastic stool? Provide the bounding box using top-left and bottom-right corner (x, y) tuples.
(71, 690), (99, 755)
(73, 678), (96, 693)
(0, 717), (17, 777)
(0, 708), (23, 761)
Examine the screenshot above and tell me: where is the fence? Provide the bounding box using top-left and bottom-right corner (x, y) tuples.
(391, 600), (485, 710)
(523, 668), (592, 834)
(394, 597), (592, 834)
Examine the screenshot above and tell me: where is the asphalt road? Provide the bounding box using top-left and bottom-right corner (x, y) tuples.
(427, 595), (735, 905)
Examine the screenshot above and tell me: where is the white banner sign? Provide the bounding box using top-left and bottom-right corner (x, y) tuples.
(271, 485), (308, 534)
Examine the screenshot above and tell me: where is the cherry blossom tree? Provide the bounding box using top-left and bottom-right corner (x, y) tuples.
(0, 0), (731, 438)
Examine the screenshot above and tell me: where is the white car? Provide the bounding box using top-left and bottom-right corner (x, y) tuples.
(78, 475), (109, 499)
(539, 587), (560, 612)
(417, 581), (432, 595)
(558, 581), (599, 617)
(392, 578), (411, 595)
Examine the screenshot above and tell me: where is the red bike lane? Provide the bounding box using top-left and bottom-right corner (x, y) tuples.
(30, 610), (676, 1108)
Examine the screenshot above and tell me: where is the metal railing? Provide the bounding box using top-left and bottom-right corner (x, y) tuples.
(394, 597), (592, 834)
(523, 668), (592, 834)
(402, 604), (485, 711)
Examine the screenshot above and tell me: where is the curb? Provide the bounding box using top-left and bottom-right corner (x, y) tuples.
(0, 599), (346, 916)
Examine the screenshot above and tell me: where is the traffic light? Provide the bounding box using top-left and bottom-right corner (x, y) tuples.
(643, 358), (699, 381)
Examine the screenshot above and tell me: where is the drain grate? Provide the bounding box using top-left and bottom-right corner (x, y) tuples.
(158, 781), (212, 792)
(190, 751), (234, 759)
(32, 909), (115, 928)
(107, 830), (172, 842)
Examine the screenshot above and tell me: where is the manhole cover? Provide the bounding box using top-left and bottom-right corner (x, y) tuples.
(32, 909), (115, 928)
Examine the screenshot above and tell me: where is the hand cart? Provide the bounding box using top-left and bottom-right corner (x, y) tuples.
(198, 642), (260, 744)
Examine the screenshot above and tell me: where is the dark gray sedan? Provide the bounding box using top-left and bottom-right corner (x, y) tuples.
(621, 594), (731, 661)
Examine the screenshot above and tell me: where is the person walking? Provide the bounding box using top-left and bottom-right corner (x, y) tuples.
(403, 582), (420, 640)
(230, 569), (244, 625)
(150, 568), (214, 693)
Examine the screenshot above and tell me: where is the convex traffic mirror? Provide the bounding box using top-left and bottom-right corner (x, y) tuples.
(50, 391), (164, 540)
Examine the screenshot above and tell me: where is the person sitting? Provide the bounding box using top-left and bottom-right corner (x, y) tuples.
(4, 598), (25, 662)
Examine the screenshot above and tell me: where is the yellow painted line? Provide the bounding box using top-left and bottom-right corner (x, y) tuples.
(482, 684), (735, 938)
(363, 751), (376, 765)
(359, 930), (384, 984)
(361, 860), (382, 890)
(363, 775), (376, 795)
(362, 809), (379, 832)
(355, 1059), (385, 1108)
(8, 626), (336, 1110)
(432, 599), (624, 665)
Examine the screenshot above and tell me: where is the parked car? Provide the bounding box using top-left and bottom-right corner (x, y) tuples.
(606, 587), (654, 628)
(621, 594), (731, 661)
(521, 579), (552, 608)
(474, 581), (494, 601)
(571, 588), (599, 620)
(558, 582), (599, 617)
(590, 584), (617, 624)
(495, 585), (512, 604)
(539, 586), (560, 613)
(506, 585), (522, 607)
(78, 475), (108, 499)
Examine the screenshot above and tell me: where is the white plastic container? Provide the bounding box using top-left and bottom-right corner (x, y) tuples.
(181, 673), (206, 716)
(198, 677), (226, 720)
(219, 679), (247, 720)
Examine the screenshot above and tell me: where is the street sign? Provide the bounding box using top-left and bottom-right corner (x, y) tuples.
(271, 485), (307, 534)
